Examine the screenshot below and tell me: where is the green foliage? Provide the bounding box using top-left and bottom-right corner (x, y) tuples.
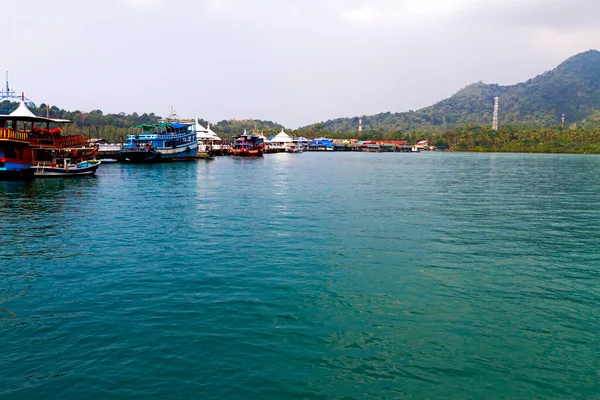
(581, 110), (600, 130)
(40, 107), (160, 143)
(406, 124), (600, 154)
(0, 100), (160, 143)
(212, 119), (283, 138)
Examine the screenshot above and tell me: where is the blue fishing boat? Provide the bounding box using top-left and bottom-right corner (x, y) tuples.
(120, 121), (198, 162)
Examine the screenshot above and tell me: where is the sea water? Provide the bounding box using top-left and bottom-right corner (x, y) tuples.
(1, 152), (600, 399)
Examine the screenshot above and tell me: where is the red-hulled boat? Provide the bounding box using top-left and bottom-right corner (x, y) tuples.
(228, 130), (264, 157)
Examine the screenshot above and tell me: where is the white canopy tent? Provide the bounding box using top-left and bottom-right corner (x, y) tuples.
(0, 101), (71, 124)
(269, 129), (293, 144)
(195, 118), (221, 141)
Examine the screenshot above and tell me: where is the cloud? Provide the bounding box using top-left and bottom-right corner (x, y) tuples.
(340, 6), (387, 25)
(340, 0), (480, 26)
(208, 0), (302, 18)
(125, 0), (161, 7)
(339, 0), (569, 27)
(531, 27), (600, 58)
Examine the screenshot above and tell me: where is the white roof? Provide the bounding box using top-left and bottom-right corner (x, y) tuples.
(11, 101), (38, 118)
(195, 118), (221, 141)
(0, 101), (71, 123)
(269, 129), (293, 143)
(206, 123), (221, 141)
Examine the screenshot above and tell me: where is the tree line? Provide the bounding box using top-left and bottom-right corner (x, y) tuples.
(3, 100), (600, 153)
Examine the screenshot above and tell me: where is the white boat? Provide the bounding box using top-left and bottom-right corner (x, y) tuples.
(32, 158), (101, 177)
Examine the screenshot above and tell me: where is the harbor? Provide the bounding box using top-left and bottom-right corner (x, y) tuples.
(0, 84), (431, 181)
(95, 134), (427, 162)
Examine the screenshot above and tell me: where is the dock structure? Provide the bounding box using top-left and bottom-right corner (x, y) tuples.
(328, 139), (421, 152)
(92, 138), (425, 161)
(96, 143), (122, 160)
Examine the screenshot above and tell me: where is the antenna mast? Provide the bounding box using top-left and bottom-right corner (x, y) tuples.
(1, 71), (15, 99)
(0, 71), (36, 110)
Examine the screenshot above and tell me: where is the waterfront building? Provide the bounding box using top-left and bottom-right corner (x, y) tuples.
(309, 138), (334, 151)
(267, 129), (293, 152)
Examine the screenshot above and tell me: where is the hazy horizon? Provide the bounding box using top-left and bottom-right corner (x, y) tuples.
(4, 0), (600, 128)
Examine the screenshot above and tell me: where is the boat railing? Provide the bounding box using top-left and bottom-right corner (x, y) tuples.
(0, 128), (29, 142)
(34, 161), (54, 167)
(129, 126), (168, 136)
(97, 143), (122, 151)
(61, 135), (89, 147)
(29, 134), (89, 148)
(121, 145), (153, 152)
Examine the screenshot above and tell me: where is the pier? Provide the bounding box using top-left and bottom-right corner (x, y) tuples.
(92, 139), (424, 162)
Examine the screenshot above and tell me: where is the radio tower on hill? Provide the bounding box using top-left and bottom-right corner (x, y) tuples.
(492, 97), (499, 131)
(358, 116), (363, 136)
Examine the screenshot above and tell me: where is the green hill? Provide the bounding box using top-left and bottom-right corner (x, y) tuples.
(580, 110), (600, 130)
(302, 49), (600, 133)
(211, 119), (283, 137)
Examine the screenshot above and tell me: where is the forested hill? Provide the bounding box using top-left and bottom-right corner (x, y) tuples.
(301, 49), (600, 133)
(2, 50), (598, 141)
(211, 119), (283, 136)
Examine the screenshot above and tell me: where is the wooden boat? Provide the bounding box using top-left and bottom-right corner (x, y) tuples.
(0, 82), (34, 180)
(32, 158), (101, 177)
(0, 77), (101, 179)
(1, 96), (93, 180)
(0, 124), (33, 181)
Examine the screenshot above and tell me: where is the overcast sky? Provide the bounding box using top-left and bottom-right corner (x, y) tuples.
(4, 0), (600, 127)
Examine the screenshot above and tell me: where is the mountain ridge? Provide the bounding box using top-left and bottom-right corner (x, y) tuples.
(300, 49), (600, 133)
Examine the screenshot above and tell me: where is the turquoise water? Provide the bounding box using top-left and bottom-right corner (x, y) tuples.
(1, 152), (600, 399)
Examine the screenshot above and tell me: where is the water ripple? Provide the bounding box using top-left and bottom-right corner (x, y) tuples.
(2, 153), (600, 399)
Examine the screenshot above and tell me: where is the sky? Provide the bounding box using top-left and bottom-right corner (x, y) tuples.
(4, 0), (600, 128)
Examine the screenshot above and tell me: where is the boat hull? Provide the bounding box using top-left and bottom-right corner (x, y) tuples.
(32, 161), (101, 177)
(228, 149), (263, 157)
(0, 167), (34, 181)
(120, 144), (198, 163)
(120, 150), (162, 163)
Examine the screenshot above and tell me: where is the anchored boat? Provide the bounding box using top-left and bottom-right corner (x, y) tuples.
(31, 158), (101, 177)
(120, 121), (198, 162)
(229, 130), (265, 157)
(1, 91), (98, 179)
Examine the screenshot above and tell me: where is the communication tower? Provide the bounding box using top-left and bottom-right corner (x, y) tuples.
(492, 97), (499, 131)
